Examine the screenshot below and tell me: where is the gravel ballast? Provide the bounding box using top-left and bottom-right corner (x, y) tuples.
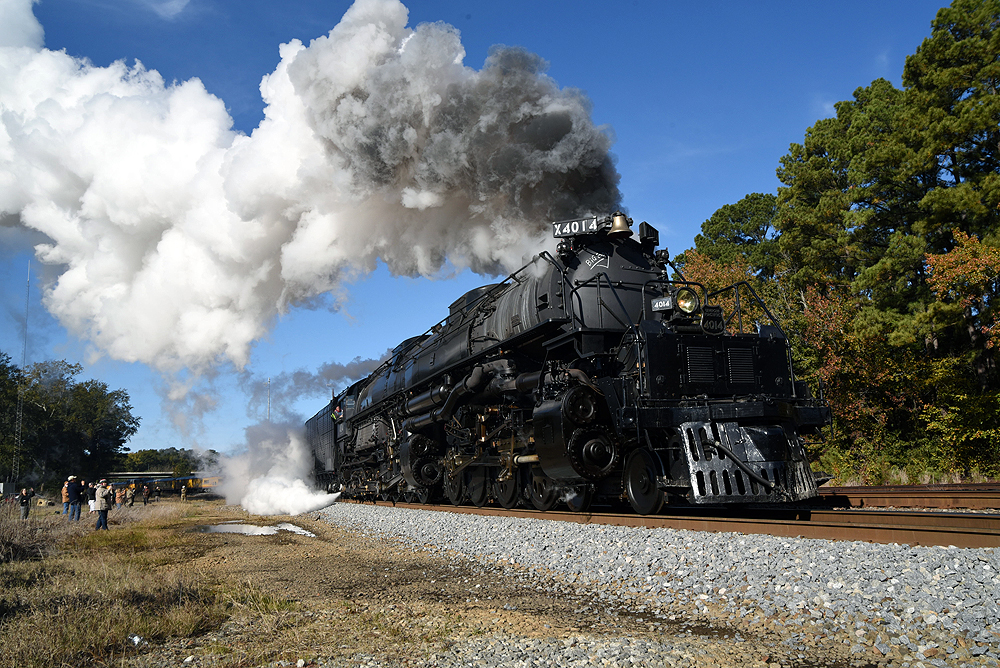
(318, 502), (1000, 667)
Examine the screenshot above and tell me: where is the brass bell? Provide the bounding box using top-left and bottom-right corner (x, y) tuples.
(607, 212), (633, 238)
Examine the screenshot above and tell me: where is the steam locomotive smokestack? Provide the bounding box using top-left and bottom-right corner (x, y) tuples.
(0, 0), (622, 374)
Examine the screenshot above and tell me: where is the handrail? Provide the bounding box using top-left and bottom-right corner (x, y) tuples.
(639, 279), (708, 322)
(360, 256), (546, 383)
(707, 280), (799, 397)
(706, 281), (786, 337)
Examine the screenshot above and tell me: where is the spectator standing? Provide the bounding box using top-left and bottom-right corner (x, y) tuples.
(180, 485), (187, 502)
(142, 485), (150, 506)
(126, 486), (136, 507)
(16, 488), (35, 520)
(94, 480), (111, 530)
(67, 476), (83, 522)
(61, 480), (70, 515)
(86, 482), (96, 513)
(154, 486), (161, 502)
(114, 486), (125, 509)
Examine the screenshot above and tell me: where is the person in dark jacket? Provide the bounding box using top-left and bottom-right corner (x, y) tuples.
(67, 476), (84, 521)
(16, 488), (35, 520)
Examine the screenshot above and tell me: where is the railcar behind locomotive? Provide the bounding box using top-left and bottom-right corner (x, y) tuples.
(306, 213), (830, 514)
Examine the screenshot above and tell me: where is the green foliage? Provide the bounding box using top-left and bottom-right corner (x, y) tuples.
(683, 0), (1000, 482)
(0, 352), (22, 481)
(0, 353), (139, 488)
(679, 193), (781, 279)
(124, 447), (218, 474)
(918, 356), (1000, 476)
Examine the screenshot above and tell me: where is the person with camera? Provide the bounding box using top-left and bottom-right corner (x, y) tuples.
(67, 476), (84, 521)
(15, 487), (35, 520)
(61, 480), (70, 515)
(94, 479), (112, 530)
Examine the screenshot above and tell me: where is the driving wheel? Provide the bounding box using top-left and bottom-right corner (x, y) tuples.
(528, 475), (558, 511)
(444, 470), (465, 506)
(625, 448), (665, 515)
(493, 470), (522, 509)
(467, 467), (490, 508)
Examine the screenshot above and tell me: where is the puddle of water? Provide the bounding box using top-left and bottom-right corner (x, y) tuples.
(275, 522), (316, 536)
(196, 523), (315, 537)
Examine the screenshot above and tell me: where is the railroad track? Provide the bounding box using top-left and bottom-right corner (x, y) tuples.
(817, 482), (1000, 510)
(356, 500), (1000, 549)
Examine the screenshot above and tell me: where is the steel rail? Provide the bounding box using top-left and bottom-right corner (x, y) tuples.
(354, 501), (1000, 549)
(818, 483), (1000, 510)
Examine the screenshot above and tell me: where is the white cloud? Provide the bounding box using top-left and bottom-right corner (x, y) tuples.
(142, 0), (190, 19)
(0, 0), (620, 375)
(0, 0), (43, 48)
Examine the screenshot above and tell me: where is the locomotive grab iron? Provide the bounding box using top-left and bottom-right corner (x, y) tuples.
(306, 213), (831, 514)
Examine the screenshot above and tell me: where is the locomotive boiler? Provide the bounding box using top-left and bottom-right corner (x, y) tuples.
(305, 213), (830, 514)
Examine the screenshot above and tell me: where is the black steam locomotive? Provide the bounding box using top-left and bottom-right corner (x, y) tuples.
(306, 213), (830, 514)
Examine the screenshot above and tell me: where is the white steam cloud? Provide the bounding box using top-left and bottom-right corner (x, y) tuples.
(0, 0), (620, 375)
(218, 421), (337, 516)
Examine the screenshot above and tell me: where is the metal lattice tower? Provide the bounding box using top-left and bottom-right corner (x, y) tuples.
(11, 262), (29, 485)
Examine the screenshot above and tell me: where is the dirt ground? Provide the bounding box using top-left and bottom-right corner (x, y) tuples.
(125, 501), (850, 668)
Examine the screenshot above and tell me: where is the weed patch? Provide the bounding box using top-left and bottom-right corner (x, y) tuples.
(0, 501), (229, 667)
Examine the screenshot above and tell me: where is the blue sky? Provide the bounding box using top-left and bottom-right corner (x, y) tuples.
(1, 0), (946, 455)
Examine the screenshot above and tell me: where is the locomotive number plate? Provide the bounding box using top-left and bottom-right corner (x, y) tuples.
(702, 304), (725, 335)
(651, 296), (672, 312)
(552, 216), (600, 238)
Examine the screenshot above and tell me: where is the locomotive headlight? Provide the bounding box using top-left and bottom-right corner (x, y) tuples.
(675, 288), (700, 314)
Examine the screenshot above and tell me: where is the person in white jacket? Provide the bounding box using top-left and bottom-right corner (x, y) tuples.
(94, 480), (112, 531)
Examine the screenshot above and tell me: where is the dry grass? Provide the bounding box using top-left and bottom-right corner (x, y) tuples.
(0, 501), (230, 668)
(1, 499), (472, 667)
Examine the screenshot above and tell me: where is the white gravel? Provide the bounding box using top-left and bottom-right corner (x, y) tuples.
(318, 503), (1000, 667)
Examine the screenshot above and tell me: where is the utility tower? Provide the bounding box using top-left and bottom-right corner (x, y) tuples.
(11, 262), (29, 486)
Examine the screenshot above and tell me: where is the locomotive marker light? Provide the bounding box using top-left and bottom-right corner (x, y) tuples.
(556, 239), (574, 261)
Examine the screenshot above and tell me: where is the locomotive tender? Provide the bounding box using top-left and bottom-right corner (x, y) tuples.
(306, 213), (830, 514)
